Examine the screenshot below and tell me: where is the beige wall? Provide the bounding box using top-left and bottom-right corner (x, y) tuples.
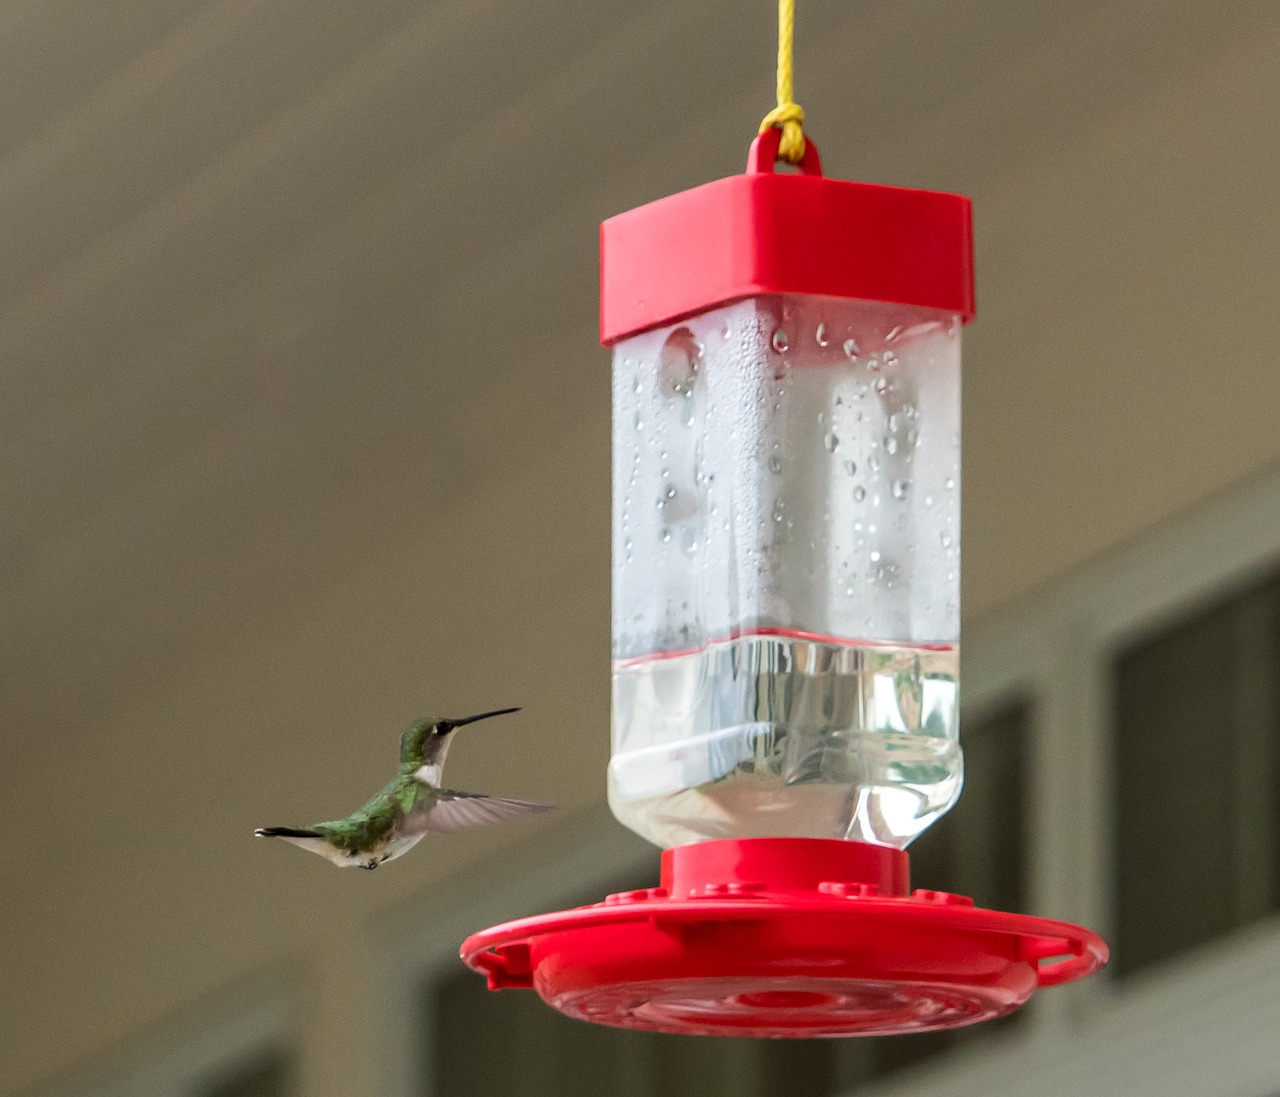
(4, 2), (1279, 1094)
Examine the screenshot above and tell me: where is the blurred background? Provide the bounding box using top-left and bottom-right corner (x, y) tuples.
(4, 1), (1280, 1095)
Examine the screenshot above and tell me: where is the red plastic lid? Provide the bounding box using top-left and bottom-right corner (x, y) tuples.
(461, 837), (1107, 1038)
(600, 129), (976, 346)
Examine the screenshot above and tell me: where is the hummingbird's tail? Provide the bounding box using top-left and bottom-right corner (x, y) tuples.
(255, 826), (324, 838)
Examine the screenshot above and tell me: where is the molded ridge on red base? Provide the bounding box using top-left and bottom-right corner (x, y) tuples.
(461, 838), (1108, 1038)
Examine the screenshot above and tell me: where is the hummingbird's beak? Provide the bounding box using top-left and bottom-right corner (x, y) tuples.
(450, 707), (521, 729)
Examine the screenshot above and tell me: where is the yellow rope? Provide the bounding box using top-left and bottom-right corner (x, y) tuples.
(758, 0), (806, 164)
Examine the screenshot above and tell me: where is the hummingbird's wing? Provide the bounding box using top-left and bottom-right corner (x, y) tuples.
(405, 790), (554, 834)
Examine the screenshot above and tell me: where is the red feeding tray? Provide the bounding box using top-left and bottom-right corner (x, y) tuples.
(461, 838), (1107, 1038)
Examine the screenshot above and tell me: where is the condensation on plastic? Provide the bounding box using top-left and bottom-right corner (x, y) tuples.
(612, 294), (960, 657)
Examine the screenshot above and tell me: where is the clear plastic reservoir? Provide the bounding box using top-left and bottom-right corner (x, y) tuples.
(610, 294), (963, 849)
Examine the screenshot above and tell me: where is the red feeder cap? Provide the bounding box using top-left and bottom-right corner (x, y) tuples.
(600, 129), (976, 346)
(461, 838), (1108, 1038)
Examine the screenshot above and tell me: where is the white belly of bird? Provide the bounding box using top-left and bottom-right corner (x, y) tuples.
(330, 833), (424, 868)
(382, 834), (425, 863)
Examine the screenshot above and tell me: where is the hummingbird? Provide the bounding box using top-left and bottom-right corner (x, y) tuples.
(254, 708), (552, 869)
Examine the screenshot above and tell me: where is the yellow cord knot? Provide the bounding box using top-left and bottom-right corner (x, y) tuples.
(760, 0), (806, 165)
(759, 102), (806, 165)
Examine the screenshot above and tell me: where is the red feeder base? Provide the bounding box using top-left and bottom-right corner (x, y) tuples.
(460, 838), (1107, 1038)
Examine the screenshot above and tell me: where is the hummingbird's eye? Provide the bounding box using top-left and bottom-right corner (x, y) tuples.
(434, 721), (453, 736)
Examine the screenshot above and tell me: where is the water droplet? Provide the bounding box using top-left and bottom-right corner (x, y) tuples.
(868, 453), (881, 472)
(867, 356), (882, 372)
(772, 499), (786, 523)
(824, 431), (839, 453)
(924, 493), (934, 507)
(870, 550), (882, 563)
(883, 351), (899, 369)
(681, 528), (699, 556)
(843, 460), (857, 476)
(722, 318), (733, 339)
(816, 322), (830, 347)
(907, 428), (920, 446)
(891, 480), (909, 500)
(853, 486), (867, 502)
(940, 532), (954, 549)
(634, 412), (644, 431)
(945, 477), (956, 490)
(843, 338), (860, 360)
(883, 436), (899, 456)
(659, 327), (702, 396)
(885, 324), (903, 343)
(768, 455), (783, 474)
(845, 585), (855, 596)
(664, 485), (677, 500)
(632, 376), (643, 394)
(772, 329), (790, 353)
(887, 414), (899, 432)
(903, 402), (917, 419)
(661, 529), (672, 543)
(835, 395), (844, 407)
(873, 378), (890, 396)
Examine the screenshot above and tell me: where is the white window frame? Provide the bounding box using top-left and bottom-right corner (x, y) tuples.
(19, 974), (297, 1097)
(383, 462), (1280, 1097)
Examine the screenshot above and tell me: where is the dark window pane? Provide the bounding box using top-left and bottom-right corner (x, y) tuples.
(195, 1049), (292, 1097)
(431, 704), (1030, 1096)
(431, 858), (681, 1097)
(1113, 576), (1280, 977)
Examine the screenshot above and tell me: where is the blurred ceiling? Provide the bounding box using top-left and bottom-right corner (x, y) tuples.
(1, 0), (1273, 730)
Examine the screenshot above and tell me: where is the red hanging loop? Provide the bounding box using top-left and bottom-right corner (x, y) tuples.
(747, 126), (823, 176)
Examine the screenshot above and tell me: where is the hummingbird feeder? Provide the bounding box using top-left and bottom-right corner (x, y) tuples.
(462, 4), (1106, 1038)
